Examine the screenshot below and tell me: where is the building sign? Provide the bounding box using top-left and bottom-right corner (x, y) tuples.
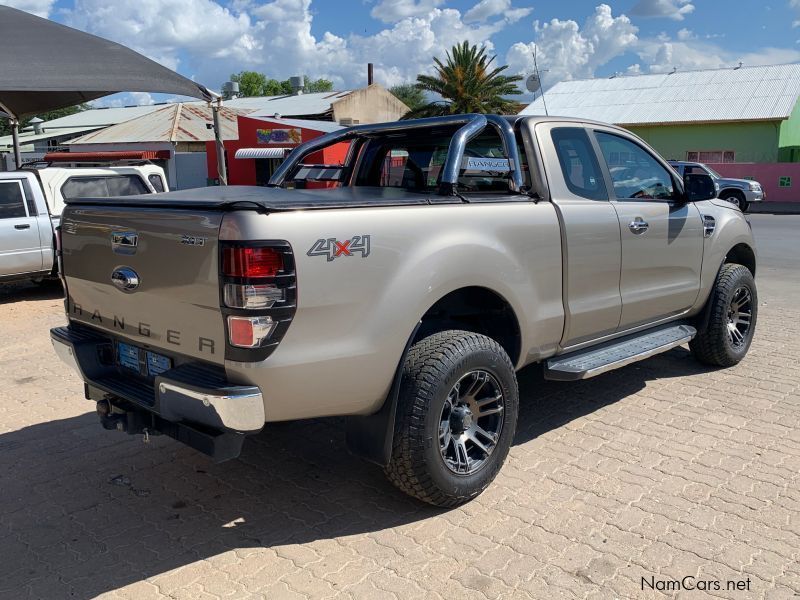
(257, 128), (302, 145)
(779, 176), (792, 188)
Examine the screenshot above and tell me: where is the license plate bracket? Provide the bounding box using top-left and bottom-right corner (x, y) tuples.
(117, 342), (172, 377)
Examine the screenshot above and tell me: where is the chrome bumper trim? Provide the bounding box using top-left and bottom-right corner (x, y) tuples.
(157, 382), (265, 432)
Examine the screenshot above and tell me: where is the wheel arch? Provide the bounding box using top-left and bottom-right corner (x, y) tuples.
(719, 187), (745, 199)
(725, 242), (756, 276)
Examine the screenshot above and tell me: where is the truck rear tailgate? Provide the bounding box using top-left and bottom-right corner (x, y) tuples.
(61, 206), (225, 364)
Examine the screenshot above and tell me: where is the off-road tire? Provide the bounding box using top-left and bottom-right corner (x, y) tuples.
(690, 263), (757, 367)
(384, 330), (518, 507)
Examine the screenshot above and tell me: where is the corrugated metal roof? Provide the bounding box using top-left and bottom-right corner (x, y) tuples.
(40, 104), (166, 129)
(0, 126), (99, 149)
(66, 103), (245, 144)
(520, 63), (800, 125)
(246, 91), (352, 118)
(248, 115), (344, 132)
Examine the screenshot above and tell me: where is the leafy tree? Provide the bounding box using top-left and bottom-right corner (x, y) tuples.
(304, 77), (333, 93)
(230, 71), (333, 97)
(1, 104), (87, 136)
(230, 71), (270, 97)
(389, 84), (426, 111)
(405, 41), (522, 119)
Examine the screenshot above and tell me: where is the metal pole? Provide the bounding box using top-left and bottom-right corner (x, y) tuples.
(211, 99), (227, 185)
(11, 119), (21, 169)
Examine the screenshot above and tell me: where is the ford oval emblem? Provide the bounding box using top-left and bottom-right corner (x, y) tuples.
(111, 267), (140, 291)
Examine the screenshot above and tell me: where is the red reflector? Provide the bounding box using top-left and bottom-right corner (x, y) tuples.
(229, 317), (254, 347)
(223, 247), (283, 278)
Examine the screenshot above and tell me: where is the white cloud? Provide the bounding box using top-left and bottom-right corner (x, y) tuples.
(506, 4), (637, 87)
(464, 0), (532, 24)
(1, 0), (55, 18)
(676, 27), (694, 40)
(369, 0), (444, 23)
(630, 0), (695, 21)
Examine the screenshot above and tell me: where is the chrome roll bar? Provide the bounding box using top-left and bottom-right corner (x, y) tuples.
(267, 113), (524, 195)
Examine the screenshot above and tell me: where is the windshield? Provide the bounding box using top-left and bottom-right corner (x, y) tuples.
(703, 165), (721, 179)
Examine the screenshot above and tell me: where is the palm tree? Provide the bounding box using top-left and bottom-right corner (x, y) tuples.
(404, 41), (523, 119)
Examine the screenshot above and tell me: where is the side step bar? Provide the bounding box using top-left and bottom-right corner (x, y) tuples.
(545, 324), (696, 381)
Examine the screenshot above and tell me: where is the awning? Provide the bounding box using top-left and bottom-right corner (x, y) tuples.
(43, 150), (171, 161)
(235, 147), (291, 159)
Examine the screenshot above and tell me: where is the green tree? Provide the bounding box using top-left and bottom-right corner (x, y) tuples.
(230, 71), (334, 97)
(1, 104), (87, 136)
(405, 41), (522, 119)
(304, 77), (333, 93)
(389, 84), (426, 111)
(230, 71), (269, 97)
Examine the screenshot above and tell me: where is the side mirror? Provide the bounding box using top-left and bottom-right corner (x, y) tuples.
(683, 173), (717, 202)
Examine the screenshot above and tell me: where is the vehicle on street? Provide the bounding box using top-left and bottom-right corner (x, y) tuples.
(51, 114), (758, 507)
(0, 164), (167, 283)
(669, 160), (764, 212)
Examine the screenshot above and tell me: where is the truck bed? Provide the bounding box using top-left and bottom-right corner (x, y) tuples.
(63, 185), (530, 211)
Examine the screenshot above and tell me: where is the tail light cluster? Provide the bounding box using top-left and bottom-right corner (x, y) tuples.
(220, 242), (297, 360)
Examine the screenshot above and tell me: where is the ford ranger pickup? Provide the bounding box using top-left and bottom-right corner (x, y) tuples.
(50, 114), (758, 507)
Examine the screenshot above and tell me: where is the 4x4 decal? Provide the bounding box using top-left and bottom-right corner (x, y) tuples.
(307, 235), (371, 262)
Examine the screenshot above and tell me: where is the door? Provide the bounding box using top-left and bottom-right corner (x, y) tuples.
(538, 124), (623, 348)
(0, 179), (43, 276)
(593, 130), (703, 330)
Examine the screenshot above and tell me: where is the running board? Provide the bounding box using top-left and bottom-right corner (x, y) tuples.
(545, 324), (696, 381)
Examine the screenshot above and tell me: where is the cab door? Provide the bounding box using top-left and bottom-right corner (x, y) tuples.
(592, 129), (703, 330)
(0, 179), (43, 276)
(536, 123), (623, 348)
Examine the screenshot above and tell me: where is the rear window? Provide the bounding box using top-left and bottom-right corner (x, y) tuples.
(61, 175), (149, 200)
(551, 127), (607, 201)
(354, 130), (518, 194)
(0, 180), (27, 219)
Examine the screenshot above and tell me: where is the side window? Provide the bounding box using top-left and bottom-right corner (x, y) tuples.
(595, 132), (675, 200)
(62, 175), (149, 200)
(0, 181), (28, 219)
(684, 166), (705, 175)
(551, 127), (607, 200)
(148, 174), (165, 193)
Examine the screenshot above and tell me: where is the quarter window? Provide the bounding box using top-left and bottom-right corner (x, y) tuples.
(551, 127), (607, 200)
(148, 174), (165, 192)
(0, 181), (27, 219)
(595, 132), (675, 200)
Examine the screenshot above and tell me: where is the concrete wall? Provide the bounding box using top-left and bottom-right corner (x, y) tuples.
(709, 162), (800, 202)
(627, 121), (781, 163)
(332, 84), (409, 124)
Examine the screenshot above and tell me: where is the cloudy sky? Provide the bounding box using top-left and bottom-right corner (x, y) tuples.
(4, 0), (800, 106)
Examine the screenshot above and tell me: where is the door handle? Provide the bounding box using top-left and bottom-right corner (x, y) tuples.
(628, 218), (649, 234)
(14, 224), (31, 230)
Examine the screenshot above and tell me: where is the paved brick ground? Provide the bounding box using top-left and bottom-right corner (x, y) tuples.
(0, 279), (797, 600)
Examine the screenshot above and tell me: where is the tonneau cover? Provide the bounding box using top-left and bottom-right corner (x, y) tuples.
(63, 185), (529, 211)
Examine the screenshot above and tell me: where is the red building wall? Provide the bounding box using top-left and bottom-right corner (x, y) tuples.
(206, 115), (349, 186)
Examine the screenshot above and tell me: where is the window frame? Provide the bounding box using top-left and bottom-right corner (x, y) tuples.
(549, 126), (609, 201)
(591, 128), (683, 204)
(0, 180), (30, 220)
(147, 173), (166, 193)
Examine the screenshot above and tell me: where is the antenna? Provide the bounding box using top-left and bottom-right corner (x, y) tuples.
(531, 44), (549, 116)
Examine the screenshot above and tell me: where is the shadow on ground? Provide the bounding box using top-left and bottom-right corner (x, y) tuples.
(0, 280), (63, 306)
(0, 348), (712, 599)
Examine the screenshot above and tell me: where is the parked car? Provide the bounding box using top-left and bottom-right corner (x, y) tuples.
(0, 164), (167, 283)
(51, 115), (757, 507)
(669, 160), (763, 212)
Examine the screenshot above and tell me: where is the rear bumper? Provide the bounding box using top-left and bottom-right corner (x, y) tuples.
(51, 325), (265, 434)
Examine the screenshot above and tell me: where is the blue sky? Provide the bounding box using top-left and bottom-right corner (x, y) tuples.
(4, 0), (800, 105)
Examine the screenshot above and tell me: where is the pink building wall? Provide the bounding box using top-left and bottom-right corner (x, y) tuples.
(707, 163), (800, 203)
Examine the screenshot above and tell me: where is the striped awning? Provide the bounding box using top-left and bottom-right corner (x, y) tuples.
(235, 147), (291, 159)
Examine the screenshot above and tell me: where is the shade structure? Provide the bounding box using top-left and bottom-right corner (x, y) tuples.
(0, 5), (213, 119)
(0, 5), (227, 182)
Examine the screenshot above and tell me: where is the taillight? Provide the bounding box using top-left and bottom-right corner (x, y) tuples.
(223, 246), (283, 278)
(220, 242), (296, 359)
